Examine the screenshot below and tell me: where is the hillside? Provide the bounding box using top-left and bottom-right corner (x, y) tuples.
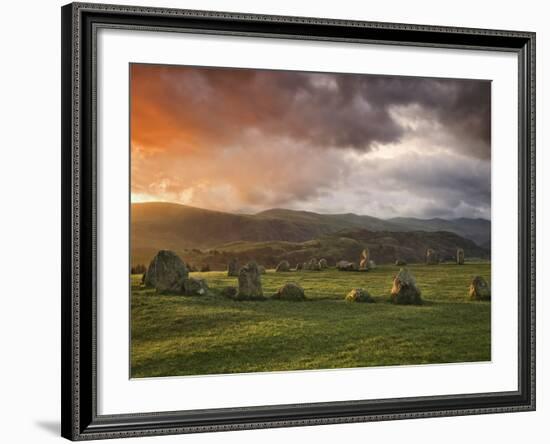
(132, 202), (490, 252)
(131, 202), (490, 269)
(132, 229), (488, 270)
(388, 217), (491, 247)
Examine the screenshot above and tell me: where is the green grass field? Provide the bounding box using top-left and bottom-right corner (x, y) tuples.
(131, 263), (491, 378)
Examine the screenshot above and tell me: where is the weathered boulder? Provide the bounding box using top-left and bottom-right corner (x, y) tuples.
(391, 268), (422, 305)
(469, 276), (490, 301)
(336, 260), (357, 271)
(456, 248), (465, 265)
(181, 278), (208, 296)
(258, 265), (266, 274)
(237, 262), (264, 299)
(359, 248), (370, 270)
(368, 260), (376, 269)
(221, 286), (238, 299)
(395, 259), (407, 266)
(275, 260), (291, 272)
(272, 283), (306, 301)
(345, 288), (374, 303)
(304, 258), (320, 271)
(318, 258), (328, 269)
(426, 248), (439, 265)
(227, 258), (240, 277)
(144, 250), (189, 293)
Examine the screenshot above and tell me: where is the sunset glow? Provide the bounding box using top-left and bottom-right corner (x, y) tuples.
(130, 64), (491, 218)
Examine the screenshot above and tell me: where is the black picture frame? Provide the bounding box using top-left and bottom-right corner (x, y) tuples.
(61, 2), (536, 440)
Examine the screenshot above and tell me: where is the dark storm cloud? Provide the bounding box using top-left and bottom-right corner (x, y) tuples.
(132, 65), (491, 159)
(131, 64), (492, 219)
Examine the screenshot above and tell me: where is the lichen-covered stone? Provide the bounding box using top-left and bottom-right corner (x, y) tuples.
(345, 288), (374, 303)
(426, 248), (438, 265)
(469, 276), (490, 301)
(272, 283), (306, 301)
(181, 277), (208, 296)
(221, 286), (238, 299)
(318, 258), (328, 269)
(275, 260), (291, 272)
(336, 260), (357, 271)
(359, 248), (370, 270)
(237, 262), (264, 299)
(144, 250), (188, 293)
(227, 258), (240, 277)
(456, 248), (465, 265)
(391, 268), (422, 305)
(304, 258), (320, 271)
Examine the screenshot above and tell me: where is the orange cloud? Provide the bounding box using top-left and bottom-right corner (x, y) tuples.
(130, 63), (491, 218)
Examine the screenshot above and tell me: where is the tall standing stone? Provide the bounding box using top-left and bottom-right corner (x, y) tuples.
(426, 248), (439, 265)
(359, 248), (370, 270)
(456, 248), (465, 265)
(144, 250), (189, 293)
(237, 262), (264, 299)
(391, 268), (422, 305)
(227, 258), (240, 277)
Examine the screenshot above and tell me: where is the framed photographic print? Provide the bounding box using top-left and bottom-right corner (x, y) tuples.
(61, 2), (536, 440)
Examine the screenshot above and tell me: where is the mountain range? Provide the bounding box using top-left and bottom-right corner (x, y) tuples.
(131, 202), (490, 268)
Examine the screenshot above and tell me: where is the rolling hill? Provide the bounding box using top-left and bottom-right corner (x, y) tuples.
(131, 202), (490, 267)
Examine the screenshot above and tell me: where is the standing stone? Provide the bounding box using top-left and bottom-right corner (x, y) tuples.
(426, 248), (439, 265)
(227, 258), (240, 277)
(237, 262), (264, 299)
(295, 262), (303, 271)
(275, 260), (291, 272)
(469, 276), (490, 301)
(336, 260), (358, 271)
(221, 286), (238, 299)
(144, 250), (188, 293)
(272, 282), (306, 301)
(359, 248), (370, 270)
(345, 288), (374, 303)
(182, 277), (209, 296)
(391, 268), (422, 305)
(318, 258), (328, 269)
(368, 260), (376, 270)
(456, 248), (465, 265)
(305, 258), (320, 271)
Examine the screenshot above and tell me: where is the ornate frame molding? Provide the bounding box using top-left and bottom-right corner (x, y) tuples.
(61, 2), (535, 440)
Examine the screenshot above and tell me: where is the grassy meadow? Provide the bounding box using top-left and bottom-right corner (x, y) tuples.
(130, 263), (491, 378)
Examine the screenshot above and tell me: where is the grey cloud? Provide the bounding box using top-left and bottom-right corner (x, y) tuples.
(151, 65), (490, 159)
(132, 64), (491, 219)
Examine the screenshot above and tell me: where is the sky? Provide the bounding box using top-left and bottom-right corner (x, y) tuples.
(130, 63), (491, 220)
